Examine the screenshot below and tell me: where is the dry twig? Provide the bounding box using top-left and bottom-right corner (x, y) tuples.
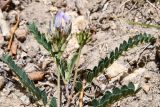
(79, 88), (84, 107)
(79, 80), (86, 107)
(8, 13), (20, 50)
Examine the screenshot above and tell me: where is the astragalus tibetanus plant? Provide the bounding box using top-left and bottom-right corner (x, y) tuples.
(1, 10), (156, 107)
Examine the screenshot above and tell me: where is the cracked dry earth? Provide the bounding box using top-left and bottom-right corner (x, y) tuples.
(0, 0), (160, 107)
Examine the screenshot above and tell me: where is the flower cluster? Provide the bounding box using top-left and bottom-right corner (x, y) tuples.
(49, 11), (72, 39)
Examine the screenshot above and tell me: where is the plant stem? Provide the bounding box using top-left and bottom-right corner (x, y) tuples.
(51, 53), (63, 107)
(127, 20), (160, 29)
(79, 80), (86, 107)
(57, 70), (61, 107)
(66, 49), (81, 107)
(51, 52), (67, 84)
(57, 63), (67, 84)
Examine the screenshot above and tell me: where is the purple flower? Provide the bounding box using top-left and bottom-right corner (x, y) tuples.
(54, 11), (72, 36)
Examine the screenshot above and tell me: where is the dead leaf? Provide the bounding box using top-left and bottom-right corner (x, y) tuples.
(15, 28), (28, 42)
(28, 71), (45, 81)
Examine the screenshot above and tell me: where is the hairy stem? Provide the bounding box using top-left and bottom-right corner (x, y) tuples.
(66, 49), (81, 107)
(57, 64), (67, 84)
(51, 52), (67, 84)
(51, 53), (63, 107)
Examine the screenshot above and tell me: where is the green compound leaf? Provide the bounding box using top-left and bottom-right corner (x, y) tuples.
(28, 22), (53, 53)
(104, 57), (110, 68)
(86, 33), (156, 83)
(41, 90), (48, 105)
(128, 82), (135, 90)
(93, 66), (98, 77)
(113, 87), (121, 95)
(50, 97), (57, 107)
(92, 82), (140, 107)
(122, 40), (128, 51)
(109, 51), (114, 64)
(92, 99), (99, 107)
(97, 59), (105, 74)
(113, 88), (122, 102)
(114, 47), (119, 59)
(1, 55), (47, 105)
(128, 38), (133, 48)
(87, 71), (94, 83)
(75, 81), (83, 92)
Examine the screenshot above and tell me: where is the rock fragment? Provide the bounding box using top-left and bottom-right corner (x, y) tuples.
(142, 84), (150, 93)
(121, 68), (145, 85)
(106, 61), (127, 79)
(15, 28), (28, 42)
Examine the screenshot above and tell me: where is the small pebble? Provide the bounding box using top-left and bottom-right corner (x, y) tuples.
(15, 28), (28, 42)
(142, 84), (150, 93)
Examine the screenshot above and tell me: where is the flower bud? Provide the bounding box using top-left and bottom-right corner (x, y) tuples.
(48, 11), (72, 51)
(53, 11), (72, 37)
